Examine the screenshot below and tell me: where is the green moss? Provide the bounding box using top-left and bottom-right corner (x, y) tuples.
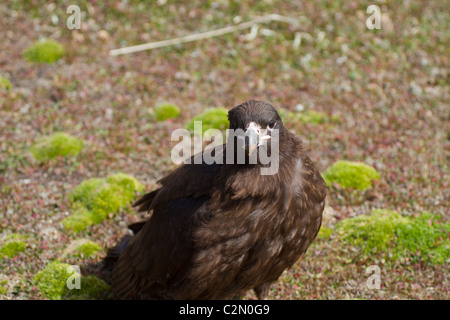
(0, 234), (28, 258)
(61, 206), (95, 233)
(279, 109), (333, 125)
(73, 241), (102, 258)
(298, 110), (328, 124)
(30, 132), (83, 162)
(34, 262), (73, 300)
(62, 173), (144, 232)
(23, 39), (64, 64)
(337, 210), (450, 264)
(277, 108), (288, 122)
(322, 160), (380, 190)
(331, 114), (341, 124)
(34, 262), (110, 300)
(65, 275), (110, 300)
(337, 209), (408, 255)
(0, 278), (7, 295)
(0, 240), (27, 258)
(153, 102), (180, 121)
(318, 226), (333, 239)
(395, 213), (450, 264)
(3, 233), (28, 241)
(186, 107), (229, 136)
(69, 178), (105, 210)
(0, 76), (11, 90)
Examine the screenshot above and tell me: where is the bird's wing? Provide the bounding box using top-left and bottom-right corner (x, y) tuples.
(297, 154), (327, 242)
(113, 147), (224, 299)
(133, 145), (224, 213)
(112, 195), (210, 299)
(301, 155), (327, 204)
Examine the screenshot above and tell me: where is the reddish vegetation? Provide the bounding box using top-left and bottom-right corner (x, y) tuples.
(0, 1), (448, 299)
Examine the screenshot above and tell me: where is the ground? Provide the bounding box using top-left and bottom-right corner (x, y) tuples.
(0, 1), (448, 299)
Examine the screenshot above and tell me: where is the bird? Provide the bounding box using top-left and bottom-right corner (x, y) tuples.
(105, 100), (327, 299)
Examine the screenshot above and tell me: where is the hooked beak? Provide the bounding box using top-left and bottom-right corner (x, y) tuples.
(241, 122), (272, 157)
(245, 127), (258, 156)
(244, 122), (264, 156)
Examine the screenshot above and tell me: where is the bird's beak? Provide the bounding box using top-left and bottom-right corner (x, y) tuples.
(245, 123), (260, 156)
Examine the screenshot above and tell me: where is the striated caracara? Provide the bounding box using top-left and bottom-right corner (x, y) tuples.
(106, 100), (327, 299)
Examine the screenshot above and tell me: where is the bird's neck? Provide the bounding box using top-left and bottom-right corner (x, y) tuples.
(216, 130), (302, 200)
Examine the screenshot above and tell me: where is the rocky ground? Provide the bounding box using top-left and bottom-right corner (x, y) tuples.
(0, 0), (448, 299)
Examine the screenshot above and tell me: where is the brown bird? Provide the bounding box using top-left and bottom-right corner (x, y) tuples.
(107, 100), (327, 299)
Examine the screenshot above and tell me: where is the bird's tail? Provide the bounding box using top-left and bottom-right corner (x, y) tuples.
(102, 221), (146, 273)
(102, 235), (132, 273)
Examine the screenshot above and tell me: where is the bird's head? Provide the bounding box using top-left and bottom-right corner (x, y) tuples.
(227, 100), (284, 157)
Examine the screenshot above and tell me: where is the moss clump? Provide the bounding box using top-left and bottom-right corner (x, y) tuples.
(0, 241), (27, 258)
(65, 275), (110, 300)
(278, 108), (291, 123)
(318, 226), (333, 239)
(337, 209), (408, 255)
(0, 76), (11, 90)
(73, 241), (102, 258)
(337, 210), (450, 264)
(186, 107), (229, 136)
(0, 234), (28, 258)
(153, 102), (180, 121)
(395, 213), (450, 264)
(24, 39), (64, 64)
(30, 132), (83, 162)
(61, 205), (95, 233)
(62, 173), (144, 232)
(34, 262), (110, 300)
(34, 262), (73, 300)
(298, 110), (328, 124)
(62, 239), (101, 258)
(3, 233), (27, 241)
(0, 278), (7, 295)
(279, 109), (335, 125)
(322, 160), (380, 190)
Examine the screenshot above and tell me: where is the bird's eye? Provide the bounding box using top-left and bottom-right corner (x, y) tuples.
(268, 120), (276, 129)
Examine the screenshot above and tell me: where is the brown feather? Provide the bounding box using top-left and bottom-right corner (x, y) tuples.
(107, 100), (327, 299)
